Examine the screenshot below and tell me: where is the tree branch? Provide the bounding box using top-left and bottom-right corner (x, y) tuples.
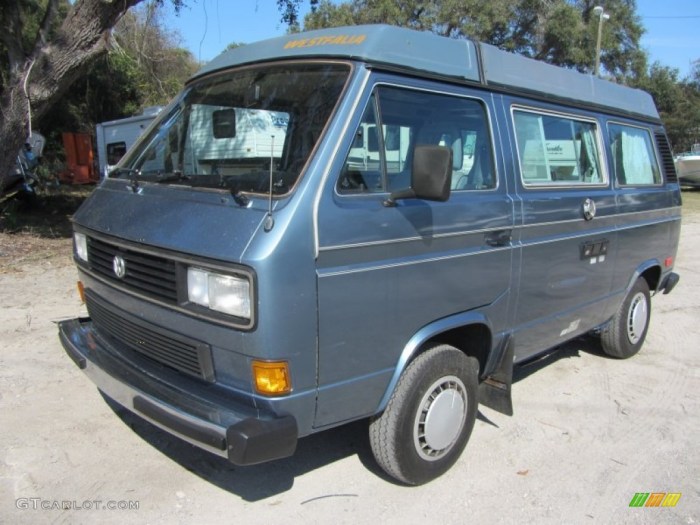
(0, 1), (26, 71)
(27, 0), (144, 118)
(32, 0), (61, 56)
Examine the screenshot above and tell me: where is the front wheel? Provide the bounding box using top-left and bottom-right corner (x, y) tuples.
(369, 344), (479, 485)
(601, 277), (651, 359)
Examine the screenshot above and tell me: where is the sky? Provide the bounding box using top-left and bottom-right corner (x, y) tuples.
(164, 0), (699, 78)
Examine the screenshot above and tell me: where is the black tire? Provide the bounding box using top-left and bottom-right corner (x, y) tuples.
(369, 344), (479, 485)
(601, 277), (651, 359)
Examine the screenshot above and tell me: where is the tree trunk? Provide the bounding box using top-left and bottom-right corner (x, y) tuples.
(0, 0), (143, 189)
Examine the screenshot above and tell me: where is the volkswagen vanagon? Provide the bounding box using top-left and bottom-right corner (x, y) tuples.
(59, 25), (681, 485)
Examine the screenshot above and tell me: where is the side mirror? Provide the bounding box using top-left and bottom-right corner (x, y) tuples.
(384, 145), (452, 206)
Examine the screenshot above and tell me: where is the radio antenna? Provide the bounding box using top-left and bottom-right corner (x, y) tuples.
(264, 135), (275, 232)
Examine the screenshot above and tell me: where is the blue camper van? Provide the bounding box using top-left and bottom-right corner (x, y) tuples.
(59, 25), (681, 485)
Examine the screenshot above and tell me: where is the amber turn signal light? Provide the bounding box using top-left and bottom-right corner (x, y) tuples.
(252, 360), (292, 396)
(77, 281), (86, 304)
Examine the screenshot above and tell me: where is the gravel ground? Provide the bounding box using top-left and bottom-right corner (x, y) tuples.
(1, 192), (699, 525)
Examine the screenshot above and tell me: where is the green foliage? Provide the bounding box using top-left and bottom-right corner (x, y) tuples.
(300, 0), (700, 150)
(277, 0), (319, 27)
(689, 61), (700, 90)
(303, 0), (646, 77)
(38, 50), (144, 161)
(632, 63), (700, 152)
(4, 1), (199, 164)
(303, 0), (355, 29)
(0, 0), (70, 90)
(114, 5), (200, 108)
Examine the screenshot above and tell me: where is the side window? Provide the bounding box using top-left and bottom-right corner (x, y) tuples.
(513, 109), (605, 186)
(339, 95), (382, 193)
(384, 124), (411, 177)
(337, 86), (495, 194)
(608, 123), (661, 185)
(106, 142), (127, 166)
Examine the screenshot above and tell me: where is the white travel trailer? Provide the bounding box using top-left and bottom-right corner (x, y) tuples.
(95, 107), (163, 176)
(120, 105), (289, 179)
(180, 106), (288, 175)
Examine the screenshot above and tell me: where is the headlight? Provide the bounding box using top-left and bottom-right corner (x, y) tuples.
(187, 267), (251, 319)
(74, 232), (88, 263)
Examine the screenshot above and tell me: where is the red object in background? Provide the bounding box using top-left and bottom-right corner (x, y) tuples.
(60, 132), (97, 184)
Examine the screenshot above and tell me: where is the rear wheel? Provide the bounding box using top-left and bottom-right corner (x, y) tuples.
(601, 277), (651, 359)
(369, 344), (478, 485)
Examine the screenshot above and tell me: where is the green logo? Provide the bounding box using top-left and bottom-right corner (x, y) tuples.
(629, 493), (681, 508)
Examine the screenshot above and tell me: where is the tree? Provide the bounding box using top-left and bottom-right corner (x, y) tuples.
(277, 0), (318, 28)
(113, 4), (199, 108)
(0, 0), (322, 187)
(690, 61), (700, 89)
(19, 2), (198, 171)
(303, 0), (646, 78)
(0, 0), (185, 187)
(632, 63), (700, 152)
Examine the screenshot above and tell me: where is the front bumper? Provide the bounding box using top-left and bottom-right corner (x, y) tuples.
(58, 318), (297, 465)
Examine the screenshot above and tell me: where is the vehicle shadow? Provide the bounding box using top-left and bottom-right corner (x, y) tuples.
(512, 333), (608, 384)
(101, 334), (608, 499)
(475, 334), (607, 428)
(102, 394), (393, 501)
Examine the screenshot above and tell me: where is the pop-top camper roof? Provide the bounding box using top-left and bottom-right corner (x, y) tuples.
(193, 24), (658, 121)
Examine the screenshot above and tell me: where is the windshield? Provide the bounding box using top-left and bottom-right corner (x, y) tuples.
(114, 62), (350, 195)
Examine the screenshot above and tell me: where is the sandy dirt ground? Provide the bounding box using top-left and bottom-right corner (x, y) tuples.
(1, 195), (699, 525)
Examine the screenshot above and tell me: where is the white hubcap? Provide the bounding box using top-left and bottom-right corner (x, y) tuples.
(414, 376), (467, 461)
(627, 292), (648, 344)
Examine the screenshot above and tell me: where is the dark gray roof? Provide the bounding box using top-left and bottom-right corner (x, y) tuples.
(193, 24), (658, 120)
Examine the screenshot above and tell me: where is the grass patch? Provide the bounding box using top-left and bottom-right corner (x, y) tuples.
(0, 185), (93, 238)
(681, 189), (700, 216)
(0, 185), (94, 272)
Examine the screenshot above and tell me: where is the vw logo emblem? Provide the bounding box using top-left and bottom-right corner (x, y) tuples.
(113, 255), (126, 279)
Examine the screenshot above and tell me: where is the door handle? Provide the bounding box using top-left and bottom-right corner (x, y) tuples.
(485, 229), (512, 247)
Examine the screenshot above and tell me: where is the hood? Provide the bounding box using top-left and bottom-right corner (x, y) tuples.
(74, 181), (266, 263)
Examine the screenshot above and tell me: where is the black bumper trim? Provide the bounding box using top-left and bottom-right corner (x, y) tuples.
(58, 317), (299, 466)
(133, 395), (227, 451)
(59, 319), (88, 369)
(226, 416), (298, 465)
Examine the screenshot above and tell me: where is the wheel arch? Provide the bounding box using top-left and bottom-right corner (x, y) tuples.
(628, 260), (662, 294)
(375, 312), (498, 414)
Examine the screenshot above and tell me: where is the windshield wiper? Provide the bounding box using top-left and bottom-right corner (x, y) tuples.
(155, 171), (190, 184)
(109, 167), (144, 193)
(232, 190), (250, 206)
(109, 167), (141, 179)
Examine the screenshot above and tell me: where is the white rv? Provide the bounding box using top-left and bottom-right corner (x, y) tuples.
(181, 106), (288, 174)
(95, 107), (162, 176)
(108, 105), (288, 179)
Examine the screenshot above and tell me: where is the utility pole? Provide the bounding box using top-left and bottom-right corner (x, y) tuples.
(593, 6), (610, 77)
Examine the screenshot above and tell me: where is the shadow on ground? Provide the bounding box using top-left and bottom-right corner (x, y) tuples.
(103, 394), (393, 501)
(0, 186), (93, 237)
(99, 335), (608, 500)
(512, 334), (608, 384)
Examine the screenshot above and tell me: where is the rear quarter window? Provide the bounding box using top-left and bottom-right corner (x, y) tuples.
(607, 123), (662, 186)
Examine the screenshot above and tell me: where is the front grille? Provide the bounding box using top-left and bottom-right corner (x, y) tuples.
(87, 237), (178, 303)
(86, 291), (215, 382)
